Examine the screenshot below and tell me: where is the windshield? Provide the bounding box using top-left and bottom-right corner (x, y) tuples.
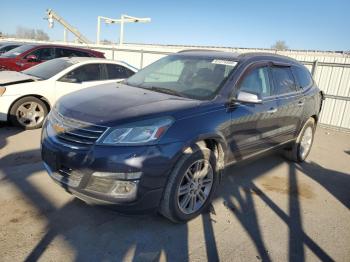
(0, 44), (36, 58)
(126, 55), (237, 100)
(22, 59), (74, 80)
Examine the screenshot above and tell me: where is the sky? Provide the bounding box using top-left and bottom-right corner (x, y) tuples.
(0, 0), (349, 51)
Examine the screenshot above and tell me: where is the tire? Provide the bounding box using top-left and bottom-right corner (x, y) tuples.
(159, 143), (219, 223)
(9, 96), (48, 130)
(284, 118), (316, 162)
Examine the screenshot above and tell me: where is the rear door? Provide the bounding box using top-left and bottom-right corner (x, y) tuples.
(228, 63), (280, 161)
(54, 63), (105, 102)
(105, 63), (135, 81)
(270, 65), (304, 143)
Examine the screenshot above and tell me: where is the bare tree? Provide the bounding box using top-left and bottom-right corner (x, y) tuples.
(101, 39), (113, 45)
(35, 29), (50, 41)
(271, 40), (288, 50)
(15, 26), (49, 41)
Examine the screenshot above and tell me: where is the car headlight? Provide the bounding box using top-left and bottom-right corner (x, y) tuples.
(0, 87), (6, 96)
(101, 117), (174, 145)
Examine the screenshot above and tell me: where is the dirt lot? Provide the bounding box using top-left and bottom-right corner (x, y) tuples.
(0, 125), (349, 262)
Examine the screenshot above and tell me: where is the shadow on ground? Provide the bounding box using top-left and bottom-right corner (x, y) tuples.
(1, 126), (349, 261)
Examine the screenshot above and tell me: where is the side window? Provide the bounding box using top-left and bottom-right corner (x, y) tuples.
(4, 45), (19, 52)
(239, 66), (271, 98)
(60, 64), (101, 83)
(56, 48), (91, 58)
(292, 66), (313, 89)
(56, 48), (72, 58)
(271, 67), (297, 95)
(28, 48), (55, 61)
(70, 50), (91, 57)
(106, 64), (134, 79)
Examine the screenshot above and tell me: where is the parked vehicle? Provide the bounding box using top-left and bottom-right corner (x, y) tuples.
(41, 51), (323, 222)
(0, 42), (24, 55)
(0, 44), (105, 71)
(0, 57), (137, 129)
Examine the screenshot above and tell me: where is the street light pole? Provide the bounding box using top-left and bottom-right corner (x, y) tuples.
(96, 14), (151, 46)
(119, 15), (124, 46)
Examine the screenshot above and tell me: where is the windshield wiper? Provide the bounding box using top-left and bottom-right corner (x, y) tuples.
(146, 86), (187, 98)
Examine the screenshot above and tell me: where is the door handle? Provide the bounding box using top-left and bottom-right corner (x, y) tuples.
(298, 101), (304, 106)
(267, 108), (277, 114)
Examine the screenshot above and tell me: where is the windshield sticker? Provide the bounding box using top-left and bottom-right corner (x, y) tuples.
(212, 59), (237, 67)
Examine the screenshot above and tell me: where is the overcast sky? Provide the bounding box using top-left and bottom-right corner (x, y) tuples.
(1, 0), (349, 51)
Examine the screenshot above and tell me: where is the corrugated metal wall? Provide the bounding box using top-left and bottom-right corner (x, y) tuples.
(2, 39), (349, 130)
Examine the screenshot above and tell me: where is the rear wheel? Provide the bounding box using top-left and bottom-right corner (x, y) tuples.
(9, 96), (48, 129)
(160, 144), (219, 223)
(284, 118), (316, 162)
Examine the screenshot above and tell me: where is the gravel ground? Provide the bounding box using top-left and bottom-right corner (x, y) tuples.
(0, 125), (349, 262)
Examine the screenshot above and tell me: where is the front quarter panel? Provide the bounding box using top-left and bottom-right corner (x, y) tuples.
(161, 103), (232, 163)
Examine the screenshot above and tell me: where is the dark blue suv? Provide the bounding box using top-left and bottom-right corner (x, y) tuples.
(41, 50), (323, 222)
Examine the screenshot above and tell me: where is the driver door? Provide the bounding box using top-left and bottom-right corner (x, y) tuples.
(228, 64), (280, 161)
(54, 63), (105, 103)
(20, 47), (55, 70)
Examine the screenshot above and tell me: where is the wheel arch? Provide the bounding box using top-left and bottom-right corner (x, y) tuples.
(8, 94), (51, 119)
(182, 133), (228, 181)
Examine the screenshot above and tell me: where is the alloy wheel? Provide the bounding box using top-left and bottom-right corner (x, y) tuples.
(16, 101), (45, 128)
(299, 126), (313, 159)
(177, 159), (214, 215)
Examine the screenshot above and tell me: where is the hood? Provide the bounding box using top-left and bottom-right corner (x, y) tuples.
(0, 71), (39, 86)
(56, 83), (202, 127)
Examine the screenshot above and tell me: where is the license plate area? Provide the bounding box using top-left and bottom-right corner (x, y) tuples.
(42, 146), (59, 171)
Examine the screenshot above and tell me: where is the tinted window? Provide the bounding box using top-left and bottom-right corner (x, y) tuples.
(0, 45), (20, 53)
(239, 66), (271, 97)
(61, 64), (101, 82)
(27, 48), (55, 61)
(0, 44), (36, 58)
(22, 59), (73, 80)
(106, 64), (134, 79)
(56, 48), (91, 58)
(271, 67), (296, 95)
(292, 66), (313, 89)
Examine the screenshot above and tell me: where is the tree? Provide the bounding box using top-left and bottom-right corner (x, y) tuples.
(14, 26), (49, 41)
(271, 40), (288, 50)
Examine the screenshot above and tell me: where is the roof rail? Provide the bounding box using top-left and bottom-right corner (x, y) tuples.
(177, 49), (221, 53)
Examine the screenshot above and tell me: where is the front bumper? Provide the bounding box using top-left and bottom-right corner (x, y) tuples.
(41, 122), (184, 212)
(0, 95), (21, 121)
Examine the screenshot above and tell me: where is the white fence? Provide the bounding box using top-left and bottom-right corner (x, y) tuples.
(2, 39), (350, 130)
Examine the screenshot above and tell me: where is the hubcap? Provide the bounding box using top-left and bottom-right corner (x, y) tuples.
(16, 102), (45, 127)
(300, 126), (313, 159)
(177, 159), (214, 215)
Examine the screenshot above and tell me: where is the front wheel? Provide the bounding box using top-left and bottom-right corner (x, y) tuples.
(284, 118), (316, 162)
(159, 144), (219, 223)
(9, 96), (48, 129)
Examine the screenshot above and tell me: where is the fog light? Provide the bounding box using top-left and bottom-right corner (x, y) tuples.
(86, 175), (139, 201)
(110, 181), (138, 200)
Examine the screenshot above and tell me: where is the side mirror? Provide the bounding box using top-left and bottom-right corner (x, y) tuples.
(26, 55), (39, 62)
(235, 91), (262, 104)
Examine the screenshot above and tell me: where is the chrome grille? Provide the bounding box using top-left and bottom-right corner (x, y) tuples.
(49, 109), (108, 148)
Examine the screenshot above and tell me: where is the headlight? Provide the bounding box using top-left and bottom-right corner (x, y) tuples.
(102, 117), (174, 145)
(0, 87), (6, 96)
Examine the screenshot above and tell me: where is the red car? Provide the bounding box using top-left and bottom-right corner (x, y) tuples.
(0, 44), (105, 71)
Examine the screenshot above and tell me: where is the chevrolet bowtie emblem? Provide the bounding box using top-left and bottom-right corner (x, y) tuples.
(53, 123), (65, 134)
